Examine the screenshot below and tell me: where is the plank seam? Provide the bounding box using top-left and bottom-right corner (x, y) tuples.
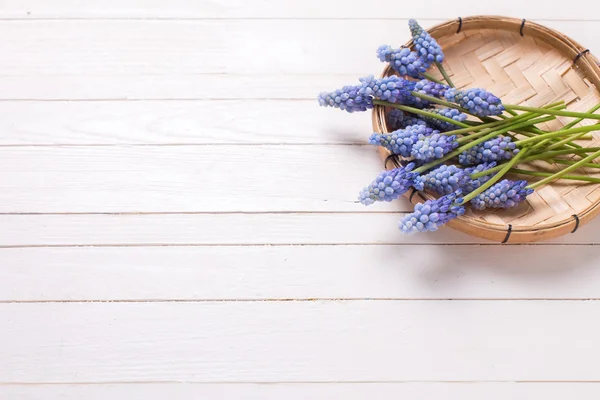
(2, 380), (600, 385)
(0, 243), (600, 248)
(0, 17), (597, 22)
(2, 298), (600, 304)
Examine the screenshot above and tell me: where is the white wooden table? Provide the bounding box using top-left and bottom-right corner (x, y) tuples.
(1, 1), (600, 398)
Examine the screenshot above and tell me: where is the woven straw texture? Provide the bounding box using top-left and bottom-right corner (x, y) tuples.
(372, 16), (600, 243)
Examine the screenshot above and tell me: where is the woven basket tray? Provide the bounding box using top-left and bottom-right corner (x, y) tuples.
(372, 16), (600, 243)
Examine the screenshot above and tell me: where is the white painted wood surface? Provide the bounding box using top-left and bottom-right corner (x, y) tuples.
(3, 383), (599, 400)
(2, 0), (600, 398)
(5, 301), (600, 382)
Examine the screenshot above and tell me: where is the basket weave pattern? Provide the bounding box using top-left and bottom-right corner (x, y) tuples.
(373, 16), (600, 243)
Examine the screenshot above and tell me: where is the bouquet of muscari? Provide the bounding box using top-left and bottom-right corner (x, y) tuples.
(318, 19), (600, 235)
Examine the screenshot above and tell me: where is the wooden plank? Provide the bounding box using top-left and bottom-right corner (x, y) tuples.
(1, 213), (600, 246)
(0, 145), (410, 213)
(0, 1), (595, 20)
(3, 301), (600, 382)
(0, 20), (404, 76)
(0, 20), (582, 76)
(2, 383), (600, 399)
(0, 21), (595, 100)
(0, 74), (355, 100)
(3, 245), (600, 301)
(0, 100), (373, 145)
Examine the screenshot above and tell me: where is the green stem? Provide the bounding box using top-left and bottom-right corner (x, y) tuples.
(509, 168), (600, 183)
(547, 129), (596, 150)
(440, 119), (506, 136)
(522, 130), (580, 150)
(527, 148), (600, 189)
(524, 116), (583, 150)
(544, 104), (600, 150)
(435, 61), (455, 88)
(413, 118), (545, 174)
(519, 104), (577, 144)
(506, 104), (600, 120)
(373, 101), (470, 128)
(410, 94), (570, 142)
(421, 72), (446, 85)
(554, 159), (600, 169)
(460, 148), (530, 204)
(470, 147), (600, 178)
(456, 116), (554, 144)
(562, 104), (600, 130)
(531, 138), (552, 151)
(410, 92), (469, 112)
(452, 113), (547, 142)
(515, 124), (600, 146)
(539, 147), (600, 155)
(450, 110), (556, 137)
(511, 104), (578, 148)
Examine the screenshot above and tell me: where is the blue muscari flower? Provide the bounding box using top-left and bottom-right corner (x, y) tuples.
(462, 162), (497, 193)
(377, 45), (431, 79)
(387, 109), (428, 130)
(444, 88), (505, 117)
(317, 84), (372, 113)
(358, 164), (417, 205)
(422, 107), (468, 131)
(408, 19), (445, 63)
(398, 191), (465, 234)
(470, 179), (533, 210)
(413, 164), (468, 195)
(359, 75), (429, 108)
(369, 124), (434, 157)
(411, 132), (459, 161)
(414, 79), (450, 99)
(318, 75), (431, 113)
(458, 136), (519, 166)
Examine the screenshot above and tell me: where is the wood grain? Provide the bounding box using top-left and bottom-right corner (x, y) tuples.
(0, 20), (593, 75)
(4, 301), (600, 382)
(0, 100), (371, 145)
(2, 213), (600, 246)
(0, 145), (407, 213)
(0, 74), (356, 100)
(2, 383), (599, 399)
(0, 0), (597, 20)
(2, 0), (600, 393)
(0, 20), (596, 100)
(3, 245), (600, 301)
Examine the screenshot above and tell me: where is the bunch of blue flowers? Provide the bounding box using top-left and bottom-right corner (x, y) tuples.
(316, 19), (600, 236)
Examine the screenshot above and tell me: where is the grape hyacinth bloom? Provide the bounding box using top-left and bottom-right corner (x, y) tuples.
(387, 109), (427, 130)
(368, 124), (434, 157)
(317, 84), (372, 113)
(458, 136), (519, 166)
(462, 162), (497, 193)
(358, 164), (417, 205)
(377, 45), (431, 79)
(422, 107), (468, 131)
(411, 132), (459, 161)
(318, 75), (430, 113)
(413, 164), (468, 195)
(360, 75), (429, 108)
(398, 191), (465, 235)
(444, 88), (505, 117)
(470, 179), (533, 210)
(408, 19), (445, 63)
(414, 79), (450, 99)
